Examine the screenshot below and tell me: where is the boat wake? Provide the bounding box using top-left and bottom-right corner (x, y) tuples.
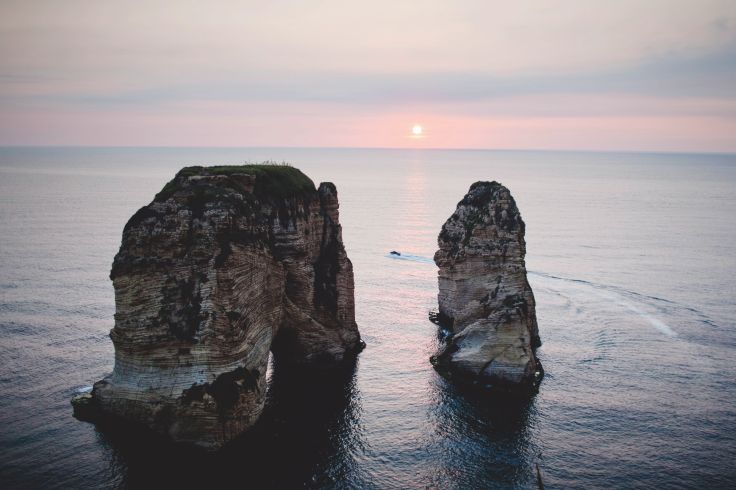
(383, 251), (718, 339)
(385, 252), (434, 264)
(528, 271), (679, 338)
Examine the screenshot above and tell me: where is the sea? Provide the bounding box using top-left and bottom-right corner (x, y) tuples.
(0, 147), (734, 489)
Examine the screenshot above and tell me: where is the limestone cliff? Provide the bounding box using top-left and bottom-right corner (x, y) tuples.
(432, 181), (542, 389)
(74, 165), (362, 449)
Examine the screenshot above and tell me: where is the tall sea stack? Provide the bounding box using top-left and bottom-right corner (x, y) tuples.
(73, 165), (362, 450)
(433, 181), (542, 389)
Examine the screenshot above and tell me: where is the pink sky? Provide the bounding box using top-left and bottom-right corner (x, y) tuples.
(1, 1), (735, 152)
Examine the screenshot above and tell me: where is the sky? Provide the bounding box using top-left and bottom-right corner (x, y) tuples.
(1, 0), (735, 152)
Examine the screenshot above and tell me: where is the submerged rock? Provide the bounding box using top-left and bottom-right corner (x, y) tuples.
(433, 181), (542, 389)
(71, 392), (97, 422)
(78, 164), (362, 450)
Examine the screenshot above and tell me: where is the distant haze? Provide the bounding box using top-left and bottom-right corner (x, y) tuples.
(1, 0), (735, 152)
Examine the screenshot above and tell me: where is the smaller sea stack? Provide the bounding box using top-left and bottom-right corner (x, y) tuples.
(432, 181), (542, 389)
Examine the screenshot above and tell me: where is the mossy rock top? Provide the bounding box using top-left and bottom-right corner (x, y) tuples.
(154, 164), (316, 203)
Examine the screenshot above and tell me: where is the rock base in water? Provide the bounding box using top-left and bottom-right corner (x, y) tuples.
(71, 392), (98, 422)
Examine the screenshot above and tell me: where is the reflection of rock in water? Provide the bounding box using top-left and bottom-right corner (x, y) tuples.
(95, 357), (363, 488)
(426, 375), (540, 488)
(433, 181), (542, 390)
(257, 358), (365, 486)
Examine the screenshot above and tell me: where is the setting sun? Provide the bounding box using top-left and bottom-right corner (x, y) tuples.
(411, 124), (423, 136)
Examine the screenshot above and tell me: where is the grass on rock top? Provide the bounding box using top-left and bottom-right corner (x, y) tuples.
(154, 164), (316, 202)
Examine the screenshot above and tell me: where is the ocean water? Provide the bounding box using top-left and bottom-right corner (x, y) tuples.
(0, 147), (735, 489)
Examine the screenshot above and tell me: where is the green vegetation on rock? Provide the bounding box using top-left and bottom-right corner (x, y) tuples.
(154, 164), (316, 202)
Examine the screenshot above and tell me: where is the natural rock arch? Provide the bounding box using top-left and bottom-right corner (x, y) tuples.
(75, 165), (363, 450)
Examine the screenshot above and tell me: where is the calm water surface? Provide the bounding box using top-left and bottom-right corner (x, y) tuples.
(0, 147), (735, 488)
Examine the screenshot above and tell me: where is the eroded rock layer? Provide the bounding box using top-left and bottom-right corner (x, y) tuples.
(79, 165), (362, 449)
(433, 181), (541, 388)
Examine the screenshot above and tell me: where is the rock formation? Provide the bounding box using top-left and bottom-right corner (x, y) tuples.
(432, 181), (542, 389)
(72, 165), (363, 450)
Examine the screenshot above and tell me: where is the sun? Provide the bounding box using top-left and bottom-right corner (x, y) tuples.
(412, 124), (423, 136)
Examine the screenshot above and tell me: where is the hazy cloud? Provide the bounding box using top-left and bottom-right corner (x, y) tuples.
(1, 0), (735, 150)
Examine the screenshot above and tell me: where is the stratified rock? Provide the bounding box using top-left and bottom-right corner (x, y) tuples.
(81, 165), (362, 450)
(432, 181), (542, 389)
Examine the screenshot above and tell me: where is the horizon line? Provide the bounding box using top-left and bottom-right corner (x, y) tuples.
(1, 144), (735, 158)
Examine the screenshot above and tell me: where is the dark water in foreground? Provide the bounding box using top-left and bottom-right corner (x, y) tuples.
(1, 147), (735, 488)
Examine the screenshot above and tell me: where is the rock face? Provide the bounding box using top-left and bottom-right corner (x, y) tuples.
(79, 165), (362, 450)
(432, 181), (541, 389)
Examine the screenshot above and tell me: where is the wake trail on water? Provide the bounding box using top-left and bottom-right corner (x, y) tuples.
(588, 288), (677, 336)
(528, 271), (680, 337)
(384, 253), (435, 264)
(384, 252), (719, 338)
(530, 272), (723, 338)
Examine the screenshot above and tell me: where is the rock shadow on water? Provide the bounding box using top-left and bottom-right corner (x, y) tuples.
(91, 356), (365, 489)
(426, 375), (541, 488)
